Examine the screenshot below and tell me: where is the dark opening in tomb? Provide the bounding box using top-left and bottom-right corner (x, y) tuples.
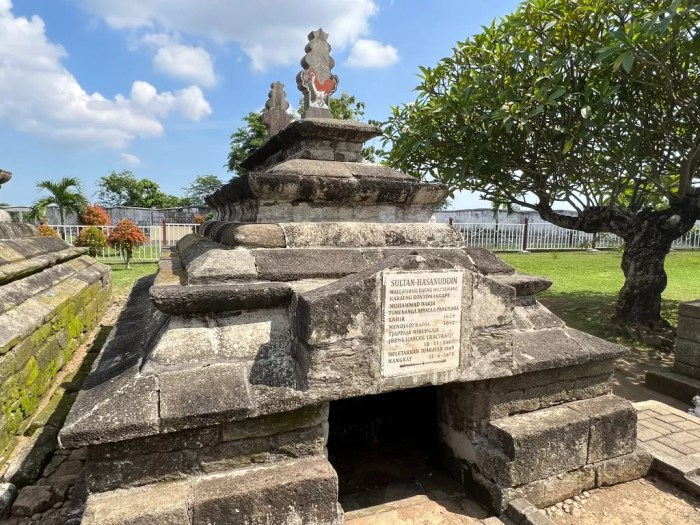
(327, 386), (489, 519)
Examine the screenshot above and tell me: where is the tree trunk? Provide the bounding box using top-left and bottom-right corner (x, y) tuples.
(613, 222), (675, 329)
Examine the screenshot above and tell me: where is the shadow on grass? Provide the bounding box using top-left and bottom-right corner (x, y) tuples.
(538, 291), (681, 347)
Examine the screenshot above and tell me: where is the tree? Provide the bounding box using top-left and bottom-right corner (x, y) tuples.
(107, 219), (147, 269)
(226, 92), (381, 175)
(382, 0), (700, 334)
(34, 177), (88, 225)
(81, 204), (111, 225)
(97, 171), (184, 208)
(182, 175), (224, 206)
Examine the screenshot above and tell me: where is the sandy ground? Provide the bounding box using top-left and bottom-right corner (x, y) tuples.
(549, 476), (700, 525)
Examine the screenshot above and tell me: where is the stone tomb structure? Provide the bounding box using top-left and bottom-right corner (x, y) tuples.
(0, 170), (111, 455)
(61, 31), (645, 524)
(646, 299), (700, 403)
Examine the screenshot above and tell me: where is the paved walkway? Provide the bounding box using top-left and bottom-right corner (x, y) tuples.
(634, 400), (700, 496)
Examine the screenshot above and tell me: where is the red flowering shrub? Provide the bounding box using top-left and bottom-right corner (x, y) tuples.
(75, 227), (107, 257)
(107, 219), (147, 268)
(81, 204), (111, 225)
(38, 224), (60, 238)
(193, 214), (204, 224)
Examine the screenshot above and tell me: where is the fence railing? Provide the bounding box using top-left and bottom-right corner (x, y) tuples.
(50, 223), (199, 262)
(452, 220), (700, 252)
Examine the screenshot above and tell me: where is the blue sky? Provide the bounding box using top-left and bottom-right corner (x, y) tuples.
(0, 0), (523, 209)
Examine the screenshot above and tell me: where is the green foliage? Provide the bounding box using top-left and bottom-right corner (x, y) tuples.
(97, 171), (184, 208)
(34, 177), (88, 225)
(74, 227), (107, 257)
(383, 0), (700, 212)
(37, 224), (60, 238)
(227, 112), (268, 175)
(182, 174), (224, 205)
(227, 92), (382, 175)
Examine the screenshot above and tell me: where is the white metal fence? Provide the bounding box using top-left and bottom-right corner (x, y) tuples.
(50, 224), (198, 262)
(453, 222), (700, 252)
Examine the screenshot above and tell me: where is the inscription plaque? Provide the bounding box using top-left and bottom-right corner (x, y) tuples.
(381, 270), (463, 377)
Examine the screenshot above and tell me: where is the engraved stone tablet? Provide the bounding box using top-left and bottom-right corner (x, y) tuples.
(381, 270), (463, 377)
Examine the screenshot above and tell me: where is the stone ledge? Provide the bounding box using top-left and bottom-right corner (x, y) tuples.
(645, 369), (700, 404)
(0, 247), (87, 286)
(149, 282), (293, 315)
(0, 223), (37, 240)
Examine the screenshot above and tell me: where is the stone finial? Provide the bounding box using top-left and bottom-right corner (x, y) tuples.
(296, 29), (339, 119)
(263, 82), (293, 137)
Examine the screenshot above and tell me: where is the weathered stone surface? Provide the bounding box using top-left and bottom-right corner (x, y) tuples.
(464, 248), (514, 275)
(0, 483), (17, 519)
(159, 363), (254, 431)
(192, 457), (341, 524)
(82, 479), (191, 525)
(60, 374), (159, 448)
(179, 236), (258, 284)
(595, 450), (653, 486)
(568, 395), (636, 463)
(676, 337), (700, 367)
(263, 81), (293, 136)
(677, 315), (700, 344)
(11, 485), (62, 516)
(269, 159), (354, 178)
(491, 273), (552, 297)
(673, 360), (700, 380)
(481, 404), (591, 486)
(645, 368), (700, 404)
(512, 467), (596, 509)
(150, 282), (293, 315)
(0, 223), (37, 240)
(471, 274), (515, 329)
(219, 223), (287, 248)
(4, 426), (58, 486)
(254, 248), (367, 281)
(679, 299), (700, 319)
(220, 403), (327, 442)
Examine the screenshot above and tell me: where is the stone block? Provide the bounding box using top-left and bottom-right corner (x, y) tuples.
(673, 361), (700, 380)
(677, 316), (700, 344)
(481, 404), (591, 486)
(645, 369), (700, 404)
(0, 483), (17, 519)
(60, 374), (159, 448)
(192, 457), (341, 525)
(159, 363), (254, 432)
(254, 248), (368, 281)
(82, 479), (191, 525)
(220, 404), (327, 442)
(568, 395), (637, 463)
(220, 223), (286, 248)
(11, 485), (63, 517)
(470, 274), (515, 329)
(187, 247), (258, 284)
(675, 338), (700, 368)
(513, 467), (596, 509)
(595, 450), (653, 487)
(679, 300), (700, 319)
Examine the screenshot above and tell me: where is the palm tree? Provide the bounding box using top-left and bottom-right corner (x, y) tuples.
(34, 177), (88, 225)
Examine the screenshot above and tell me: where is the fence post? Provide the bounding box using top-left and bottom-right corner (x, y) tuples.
(522, 217), (529, 252)
(162, 218), (167, 247)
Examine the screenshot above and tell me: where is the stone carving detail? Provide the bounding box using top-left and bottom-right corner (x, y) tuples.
(0, 169), (12, 222)
(296, 29), (338, 118)
(263, 82), (293, 137)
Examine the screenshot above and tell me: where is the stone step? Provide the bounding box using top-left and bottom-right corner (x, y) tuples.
(478, 395), (636, 487)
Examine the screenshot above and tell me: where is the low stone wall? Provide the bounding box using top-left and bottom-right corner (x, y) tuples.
(0, 225), (111, 453)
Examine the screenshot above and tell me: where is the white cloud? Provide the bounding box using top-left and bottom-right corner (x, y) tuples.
(0, 2), (212, 149)
(346, 39), (399, 68)
(121, 152), (141, 166)
(79, 0), (381, 71)
(154, 44), (216, 87)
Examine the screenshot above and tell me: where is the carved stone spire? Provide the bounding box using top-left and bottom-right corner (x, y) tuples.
(263, 82), (293, 137)
(0, 169), (11, 189)
(296, 28), (339, 119)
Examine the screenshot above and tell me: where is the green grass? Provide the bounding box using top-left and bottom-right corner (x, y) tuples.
(499, 250), (700, 344)
(105, 262), (158, 299)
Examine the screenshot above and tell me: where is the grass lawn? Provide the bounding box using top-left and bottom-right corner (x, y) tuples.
(105, 262), (158, 299)
(499, 250), (700, 345)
